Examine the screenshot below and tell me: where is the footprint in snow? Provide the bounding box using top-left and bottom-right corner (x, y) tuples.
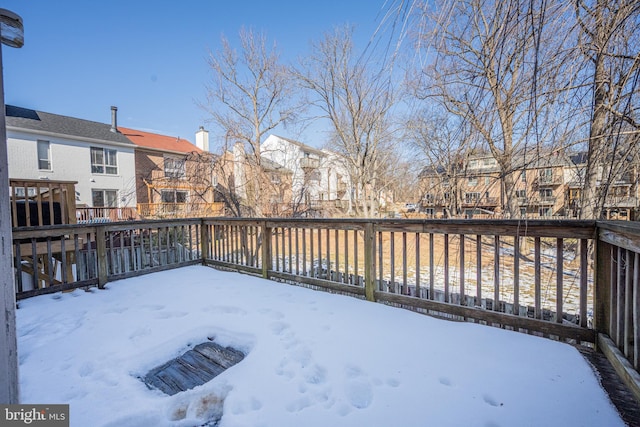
(344, 379), (373, 409)
(483, 394), (503, 407)
(438, 377), (452, 386)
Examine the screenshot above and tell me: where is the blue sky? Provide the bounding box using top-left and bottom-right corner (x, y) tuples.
(2, 1), (391, 149)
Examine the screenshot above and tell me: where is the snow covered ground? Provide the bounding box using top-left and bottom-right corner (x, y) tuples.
(16, 265), (623, 427)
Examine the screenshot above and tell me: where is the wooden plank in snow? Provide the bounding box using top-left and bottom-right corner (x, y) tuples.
(142, 341), (244, 395)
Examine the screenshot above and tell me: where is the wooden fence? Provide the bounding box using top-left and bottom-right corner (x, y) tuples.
(10, 217), (640, 401)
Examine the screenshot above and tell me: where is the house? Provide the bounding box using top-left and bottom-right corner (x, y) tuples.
(120, 126), (223, 218)
(261, 135), (351, 216)
(419, 147), (640, 220)
(215, 142), (293, 217)
(6, 105), (138, 217)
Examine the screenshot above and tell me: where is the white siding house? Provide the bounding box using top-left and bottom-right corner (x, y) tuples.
(261, 134), (352, 214)
(6, 106), (137, 208)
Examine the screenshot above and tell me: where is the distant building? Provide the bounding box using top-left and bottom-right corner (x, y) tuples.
(261, 135), (351, 216)
(6, 105), (137, 210)
(418, 149), (639, 220)
(121, 126), (223, 218)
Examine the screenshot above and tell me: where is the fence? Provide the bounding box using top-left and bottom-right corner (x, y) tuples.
(10, 217), (640, 400)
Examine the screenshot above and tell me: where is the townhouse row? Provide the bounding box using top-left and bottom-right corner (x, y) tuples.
(6, 105), (352, 224)
(418, 151), (638, 220)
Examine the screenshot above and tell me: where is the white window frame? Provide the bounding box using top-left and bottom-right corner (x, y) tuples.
(161, 189), (188, 204)
(92, 189), (118, 207)
(164, 155), (186, 179)
(91, 147), (118, 175)
(37, 140), (51, 170)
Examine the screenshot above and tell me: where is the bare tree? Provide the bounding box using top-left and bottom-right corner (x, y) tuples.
(408, 109), (473, 217)
(203, 27), (304, 217)
(574, 0), (640, 219)
(297, 25), (401, 217)
(410, 0), (568, 218)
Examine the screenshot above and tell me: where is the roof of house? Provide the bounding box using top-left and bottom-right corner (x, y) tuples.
(260, 156), (292, 173)
(6, 105), (134, 145)
(119, 127), (202, 154)
(267, 135), (325, 156)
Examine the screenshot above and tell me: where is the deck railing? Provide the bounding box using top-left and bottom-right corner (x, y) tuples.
(76, 206), (138, 223)
(10, 179), (77, 226)
(10, 217), (640, 401)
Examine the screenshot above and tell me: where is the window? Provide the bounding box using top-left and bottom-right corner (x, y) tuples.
(164, 156), (186, 178)
(468, 177), (478, 186)
(539, 168), (554, 184)
(539, 207), (552, 217)
(521, 170), (526, 182)
(482, 158), (496, 166)
(92, 189), (118, 207)
(484, 176), (490, 185)
(161, 190), (188, 203)
(424, 208), (434, 216)
(539, 188), (553, 198)
(540, 168), (553, 178)
(91, 147), (117, 174)
(465, 192), (480, 203)
(516, 190), (526, 198)
(37, 140), (51, 170)
(468, 160), (479, 168)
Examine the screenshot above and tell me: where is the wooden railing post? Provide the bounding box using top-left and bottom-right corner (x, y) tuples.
(594, 229), (611, 344)
(364, 222), (376, 302)
(200, 220), (210, 264)
(262, 221), (272, 279)
(96, 225), (108, 288)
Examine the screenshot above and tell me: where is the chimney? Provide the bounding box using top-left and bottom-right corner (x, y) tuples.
(195, 126), (209, 151)
(110, 106), (118, 133)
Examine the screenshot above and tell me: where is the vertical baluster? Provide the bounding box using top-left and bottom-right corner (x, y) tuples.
(302, 228), (307, 276)
(634, 252), (640, 369)
(625, 248), (633, 357)
(275, 227), (280, 272)
(476, 235), (482, 308)
(415, 233), (421, 298)
(513, 235), (520, 316)
(460, 234), (465, 306)
(378, 231), (383, 291)
(335, 229), (339, 282)
(344, 229), (349, 284)
(326, 227), (330, 279)
(494, 235), (500, 312)
(295, 228), (300, 275)
(390, 232), (395, 293)
(289, 227), (293, 274)
(535, 237), (542, 319)
(429, 233), (434, 300)
(309, 228), (314, 277)
(354, 229), (358, 283)
(402, 232), (408, 295)
(444, 234), (449, 302)
(616, 248), (624, 344)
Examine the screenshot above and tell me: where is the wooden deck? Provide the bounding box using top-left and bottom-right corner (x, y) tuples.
(579, 346), (640, 426)
(142, 341), (245, 395)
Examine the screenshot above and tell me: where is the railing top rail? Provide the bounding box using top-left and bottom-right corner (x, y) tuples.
(9, 178), (78, 185)
(596, 220), (640, 237)
(9, 216), (608, 240)
(12, 217), (202, 234)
